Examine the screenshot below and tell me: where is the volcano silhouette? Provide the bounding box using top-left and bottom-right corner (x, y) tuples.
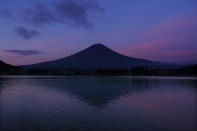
(22, 44), (160, 69)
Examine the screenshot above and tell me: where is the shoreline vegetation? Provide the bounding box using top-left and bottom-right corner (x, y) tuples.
(1, 64), (197, 77)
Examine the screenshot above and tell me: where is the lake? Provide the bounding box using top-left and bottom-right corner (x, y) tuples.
(0, 76), (196, 131)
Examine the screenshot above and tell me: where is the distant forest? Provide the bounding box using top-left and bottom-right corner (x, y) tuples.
(1, 64), (197, 76)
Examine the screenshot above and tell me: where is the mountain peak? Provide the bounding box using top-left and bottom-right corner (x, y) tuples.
(87, 43), (112, 51)
(89, 43), (107, 48)
(84, 43), (114, 54)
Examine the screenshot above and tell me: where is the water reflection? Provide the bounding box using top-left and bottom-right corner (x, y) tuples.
(0, 76), (196, 131)
(30, 76), (154, 108)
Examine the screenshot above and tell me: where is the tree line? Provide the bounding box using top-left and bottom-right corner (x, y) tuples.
(1, 64), (197, 76)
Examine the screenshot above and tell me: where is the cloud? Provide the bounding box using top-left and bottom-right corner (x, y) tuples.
(121, 16), (197, 63)
(14, 26), (40, 40)
(0, 10), (14, 19)
(4, 50), (44, 56)
(23, 4), (56, 26)
(0, 0), (104, 41)
(22, 0), (104, 28)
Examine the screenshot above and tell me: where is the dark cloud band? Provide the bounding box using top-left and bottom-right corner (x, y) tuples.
(4, 50), (44, 56)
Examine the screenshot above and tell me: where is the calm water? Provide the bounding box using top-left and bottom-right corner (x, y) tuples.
(0, 76), (196, 131)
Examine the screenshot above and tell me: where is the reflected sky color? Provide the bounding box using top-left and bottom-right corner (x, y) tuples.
(0, 0), (196, 65)
(0, 76), (196, 130)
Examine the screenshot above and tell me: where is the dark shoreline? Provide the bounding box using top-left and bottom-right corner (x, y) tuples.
(1, 64), (197, 77)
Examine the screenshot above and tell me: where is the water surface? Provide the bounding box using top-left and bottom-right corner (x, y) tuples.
(0, 76), (196, 131)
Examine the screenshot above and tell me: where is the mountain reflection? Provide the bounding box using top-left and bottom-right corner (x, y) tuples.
(40, 76), (152, 108)
(0, 76), (152, 108)
(1, 76), (196, 108)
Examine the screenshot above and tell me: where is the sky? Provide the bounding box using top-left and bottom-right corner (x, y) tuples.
(0, 0), (197, 65)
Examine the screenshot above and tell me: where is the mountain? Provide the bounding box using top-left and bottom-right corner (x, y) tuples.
(182, 61), (197, 65)
(0, 60), (21, 74)
(22, 44), (164, 70)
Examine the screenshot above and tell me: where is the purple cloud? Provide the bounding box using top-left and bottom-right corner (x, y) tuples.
(22, 0), (104, 28)
(120, 16), (197, 63)
(4, 50), (44, 56)
(14, 26), (40, 40)
(0, 10), (14, 19)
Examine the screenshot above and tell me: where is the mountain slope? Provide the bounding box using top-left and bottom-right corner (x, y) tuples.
(22, 44), (162, 69)
(0, 60), (21, 73)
